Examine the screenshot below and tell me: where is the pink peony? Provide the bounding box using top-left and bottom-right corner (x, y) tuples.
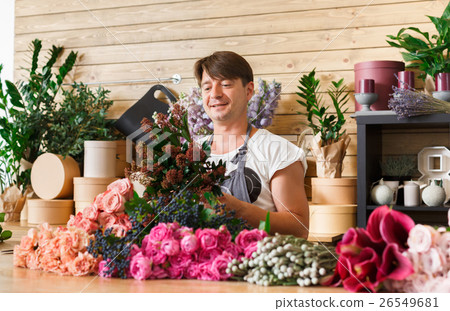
(196, 228), (219, 250)
(407, 224), (433, 253)
(174, 226), (193, 240)
(180, 234), (199, 254)
(82, 204), (99, 221)
(223, 242), (243, 258)
(129, 252), (152, 280)
(185, 262), (201, 279)
(235, 229), (268, 250)
(210, 251), (233, 280)
(217, 225), (231, 248)
(101, 189), (125, 214)
(161, 238), (180, 256)
(149, 223), (173, 242)
(150, 265), (168, 279)
(168, 252), (192, 269)
(197, 262), (220, 281)
(107, 178), (134, 201)
(167, 265), (184, 279)
(98, 260), (117, 278)
(198, 248), (222, 263)
(143, 244), (167, 266)
(244, 242), (258, 259)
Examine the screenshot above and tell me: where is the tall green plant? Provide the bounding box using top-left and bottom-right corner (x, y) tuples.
(296, 69), (349, 146)
(0, 39), (77, 192)
(5, 39), (78, 164)
(43, 83), (122, 163)
(386, 2), (450, 80)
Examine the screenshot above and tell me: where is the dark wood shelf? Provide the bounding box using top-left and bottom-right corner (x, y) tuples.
(355, 112), (450, 228)
(366, 205), (450, 212)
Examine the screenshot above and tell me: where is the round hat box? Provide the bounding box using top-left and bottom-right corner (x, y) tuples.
(27, 199), (74, 225)
(73, 177), (119, 202)
(309, 204), (357, 236)
(116, 140), (127, 177)
(31, 153), (81, 200)
(311, 177), (357, 204)
(75, 201), (91, 215)
(84, 141), (117, 178)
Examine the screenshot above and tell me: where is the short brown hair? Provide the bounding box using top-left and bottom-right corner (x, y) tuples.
(194, 51), (253, 86)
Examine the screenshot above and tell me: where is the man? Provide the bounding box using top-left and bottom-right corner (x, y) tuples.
(194, 51), (309, 238)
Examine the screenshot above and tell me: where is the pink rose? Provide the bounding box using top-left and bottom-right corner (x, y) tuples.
(185, 262), (201, 279)
(82, 204), (99, 221)
(196, 228), (219, 250)
(198, 248), (222, 263)
(168, 252), (192, 269)
(407, 224), (433, 253)
(143, 244), (167, 265)
(101, 189), (125, 214)
(420, 247), (445, 276)
(149, 223), (173, 242)
(244, 241), (258, 259)
(198, 262), (219, 281)
(235, 229), (268, 250)
(129, 252), (152, 280)
(222, 242), (243, 258)
(98, 212), (117, 228)
(98, 259), (117, 278)
(210, 251), (233, 280)
(161, 238), (180, 256)
(107, 178), (134, 201)
(437, 232), (450, 267)
(180, 235), (199, 254)
(92, 193), (104, 211)
(150, 265), (168, 279)
(217, 225), (231, 248)
(77, 218), (99, 234)
(167, 265), (184, 279)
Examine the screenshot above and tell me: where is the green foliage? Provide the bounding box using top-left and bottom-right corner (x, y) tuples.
(0, 39), (77, 191)
(296, 69), (349, 146)
(258, 212), (271, 235)
(386, 2), (450, 80)
(43, 83), (123, 163)
(0, 212), (12, 242)
(380, 155), (417, 178)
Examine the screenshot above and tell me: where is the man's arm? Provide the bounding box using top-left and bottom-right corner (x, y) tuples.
(219, 161), (309, 238)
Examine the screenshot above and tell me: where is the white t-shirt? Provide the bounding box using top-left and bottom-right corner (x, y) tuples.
(203, 129), (307, 212)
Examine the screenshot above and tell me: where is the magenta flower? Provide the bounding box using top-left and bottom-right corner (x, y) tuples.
(377, 243), (414, 281)
(380, 210), (415, 251)
(366, 205), (390, 243)
(129, 252), (152, 280)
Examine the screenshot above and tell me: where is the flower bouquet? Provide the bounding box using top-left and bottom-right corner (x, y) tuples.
(325, 205), (450, 292)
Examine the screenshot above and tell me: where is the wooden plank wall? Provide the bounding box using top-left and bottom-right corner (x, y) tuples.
(13, 0), (449, 197)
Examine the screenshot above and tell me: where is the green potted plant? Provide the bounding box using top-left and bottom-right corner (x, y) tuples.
(386, 2), (450, 92)
(296, 69), (356, 205)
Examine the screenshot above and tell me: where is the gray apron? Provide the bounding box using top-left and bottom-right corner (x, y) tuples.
(209, 124), (252, 203)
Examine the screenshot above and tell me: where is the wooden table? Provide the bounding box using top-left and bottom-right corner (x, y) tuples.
(0, 222), (346, 293)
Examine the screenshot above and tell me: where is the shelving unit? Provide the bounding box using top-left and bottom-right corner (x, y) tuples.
(355, 111), (450, 228)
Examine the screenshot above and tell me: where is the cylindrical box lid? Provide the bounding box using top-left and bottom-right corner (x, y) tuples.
(31, 153), (80, 200)
(73, 177), (119, 185)
(84, 140), (117, 148)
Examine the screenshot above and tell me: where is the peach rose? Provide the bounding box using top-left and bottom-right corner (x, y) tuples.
(82, 204), (99, 221)
(407, 224), (433, 253)
(98, 212), (117, 228)
(101, 189), (125, 214)
(92, 193), (105, 211)
(107, 178), (134, 201)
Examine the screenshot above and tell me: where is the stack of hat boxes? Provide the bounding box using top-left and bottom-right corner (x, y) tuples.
(27, 141), (126, 224)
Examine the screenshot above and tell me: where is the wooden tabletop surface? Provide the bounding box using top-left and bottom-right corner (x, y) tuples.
(0, 222), (346, 293)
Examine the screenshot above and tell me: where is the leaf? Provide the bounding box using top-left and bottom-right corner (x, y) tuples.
(258, 212), (271, 234)
(0, 230), (12, 241)
(0, 212), (4, 222)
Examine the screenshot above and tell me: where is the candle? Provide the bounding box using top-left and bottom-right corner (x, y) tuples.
(359, 79), (375, 93)
(435, 73), (450, 91)
(398, 71), (414, 89)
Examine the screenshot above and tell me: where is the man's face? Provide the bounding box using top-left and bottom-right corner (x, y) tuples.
(200, 71), (254, 124)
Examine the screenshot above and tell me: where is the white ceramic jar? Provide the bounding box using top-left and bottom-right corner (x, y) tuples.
(403, 181), (420, 207)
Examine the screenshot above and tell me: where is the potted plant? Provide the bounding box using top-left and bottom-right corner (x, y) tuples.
(386, 2), (450, 95)
(296, 69), (356, 205)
